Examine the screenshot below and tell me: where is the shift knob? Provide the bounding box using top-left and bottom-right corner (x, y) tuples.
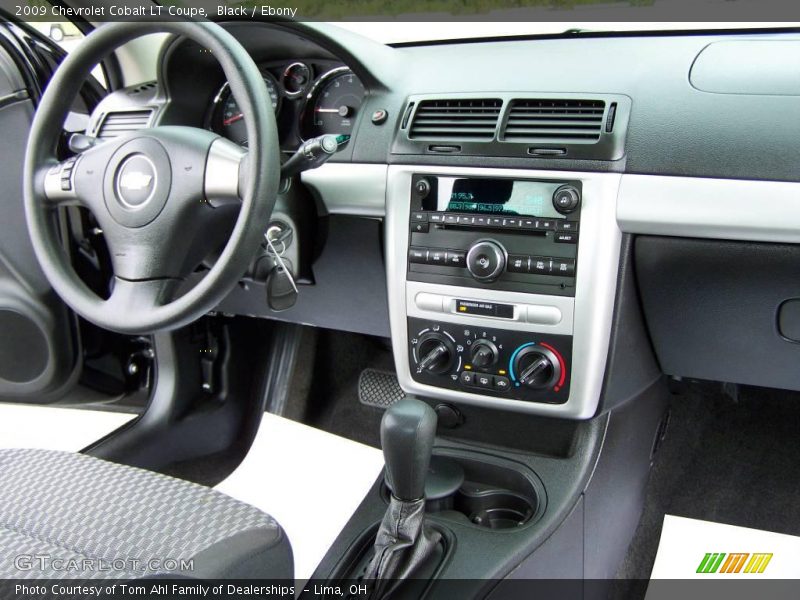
(381, 398), (437, 501)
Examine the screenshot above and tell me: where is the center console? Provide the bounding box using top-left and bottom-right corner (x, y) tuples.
(314, 164), (664, 598)
(386, 165), (622, 418)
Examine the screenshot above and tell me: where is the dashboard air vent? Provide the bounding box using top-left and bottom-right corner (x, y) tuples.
(96, 110), (152, 140)
(502, 99), (605, 143)
(409, 98), (501, 141)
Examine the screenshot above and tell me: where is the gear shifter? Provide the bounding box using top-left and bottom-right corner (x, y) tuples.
(363, 399), (442, 598)
(381, 398), (436, 501)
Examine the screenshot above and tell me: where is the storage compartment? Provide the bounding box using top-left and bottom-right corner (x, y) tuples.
(635, 236), (800, 390)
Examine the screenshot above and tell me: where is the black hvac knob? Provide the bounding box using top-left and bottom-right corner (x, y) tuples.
(552, 185), (580, 215)
(416, 332), (455, 374)
(513, 346), (561, 389)
(470, 339), (498, 369)
(466, 240), (506, 282)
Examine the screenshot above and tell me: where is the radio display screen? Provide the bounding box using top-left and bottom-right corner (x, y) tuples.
(423, 177), (566, 219)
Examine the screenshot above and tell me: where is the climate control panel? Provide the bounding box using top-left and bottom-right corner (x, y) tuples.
(408, 317), (571, 404)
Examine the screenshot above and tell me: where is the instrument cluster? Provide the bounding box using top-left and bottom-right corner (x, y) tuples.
(207, 60), (365, 149)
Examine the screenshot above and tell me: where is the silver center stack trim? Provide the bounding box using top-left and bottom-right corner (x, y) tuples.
(386, 165), (622, 419)
(302, 163), (388, 217)
(406, 282), (574, 336)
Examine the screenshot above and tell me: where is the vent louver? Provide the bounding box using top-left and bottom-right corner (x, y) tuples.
(502, 99), (605, 143)
(97, 110), (152, 140)
(409, 99), (502, 141)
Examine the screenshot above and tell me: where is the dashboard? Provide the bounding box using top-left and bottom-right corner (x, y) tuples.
(83, 21), (800, 418)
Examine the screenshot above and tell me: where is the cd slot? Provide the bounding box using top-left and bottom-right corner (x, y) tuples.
(440, 223), (548, 236)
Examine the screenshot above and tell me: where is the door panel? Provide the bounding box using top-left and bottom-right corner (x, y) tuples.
(0, 37), (78, 402)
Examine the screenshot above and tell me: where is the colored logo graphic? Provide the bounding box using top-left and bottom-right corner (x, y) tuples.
(696, 552), (773, 574)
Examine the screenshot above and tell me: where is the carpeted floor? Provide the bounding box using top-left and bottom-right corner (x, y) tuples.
(616, 381), (800, 590)
(289, 328), (395, 448)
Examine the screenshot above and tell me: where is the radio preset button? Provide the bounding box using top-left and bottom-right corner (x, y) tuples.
(457, 215), (475, 225)
(444, 214), (459, 224)
(520, 218), (536, 229)
(411, 212), (428, 222)
(474, 216), (489, 227)
(429, 213), (445, 223)
(488, 217), (504, 227)
(534, 219), (556, 231)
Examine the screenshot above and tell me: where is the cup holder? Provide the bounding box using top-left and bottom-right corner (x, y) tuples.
(421, 452), (545, 531)
(459, 488), (535, 529)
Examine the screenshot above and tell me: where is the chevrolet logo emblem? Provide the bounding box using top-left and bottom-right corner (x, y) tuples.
(120, 171), (153, 191)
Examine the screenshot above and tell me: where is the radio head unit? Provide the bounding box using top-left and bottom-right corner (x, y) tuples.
(408, 174), (581, 297)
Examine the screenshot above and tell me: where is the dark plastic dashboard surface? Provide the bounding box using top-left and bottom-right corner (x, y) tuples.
(149, 21), (800, 182)
(293, 23), (800, 182)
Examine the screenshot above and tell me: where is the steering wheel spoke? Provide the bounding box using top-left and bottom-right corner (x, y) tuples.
(204, 137), (247, 206)
(42, 157), (81, 206)
(106, 277), (177, 316)
(42, 148), (109, 216)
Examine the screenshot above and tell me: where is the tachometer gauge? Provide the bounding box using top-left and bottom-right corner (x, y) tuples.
(212, 72), (280, 146)
(304, 68), (365, 139)
(281, 62), (312, 98)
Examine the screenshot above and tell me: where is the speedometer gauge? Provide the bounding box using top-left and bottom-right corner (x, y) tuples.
(212, 72), (280, 146)
(304, 68), (365, 139)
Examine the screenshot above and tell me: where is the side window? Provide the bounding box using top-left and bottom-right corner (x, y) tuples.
(27, 21), (107, 88)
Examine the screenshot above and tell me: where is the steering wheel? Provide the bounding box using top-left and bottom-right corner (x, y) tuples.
(24, 21), (279, 335)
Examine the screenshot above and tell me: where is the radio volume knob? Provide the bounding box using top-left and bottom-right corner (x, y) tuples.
(552, 185), (580, 214)
(466, 240), (506, 282)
